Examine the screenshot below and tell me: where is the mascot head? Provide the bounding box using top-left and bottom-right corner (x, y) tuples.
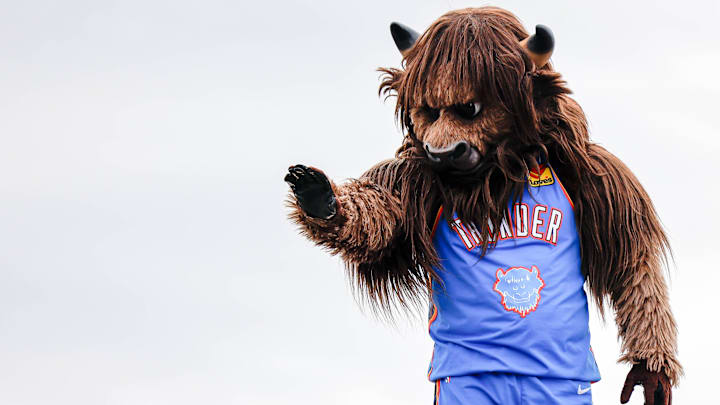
(380, 7), (573, 181)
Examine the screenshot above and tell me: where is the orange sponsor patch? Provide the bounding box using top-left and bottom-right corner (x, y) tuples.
(528, 165), (554, 187)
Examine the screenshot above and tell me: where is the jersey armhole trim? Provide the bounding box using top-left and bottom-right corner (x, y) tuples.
(549, 165), (575, 210)
(431, 205), (444, 238)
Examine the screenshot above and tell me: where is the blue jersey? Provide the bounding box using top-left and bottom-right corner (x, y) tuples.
(427, 164), (601, 383)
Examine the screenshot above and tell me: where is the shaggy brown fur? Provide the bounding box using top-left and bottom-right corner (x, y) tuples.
(288, 7), (681, 384)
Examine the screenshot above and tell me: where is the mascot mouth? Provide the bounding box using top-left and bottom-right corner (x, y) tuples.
(510, 293), (531, 303)
(424, 141), (482, 173)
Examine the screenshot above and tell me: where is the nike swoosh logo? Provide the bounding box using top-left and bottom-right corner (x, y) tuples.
(577, 385), (591, 395)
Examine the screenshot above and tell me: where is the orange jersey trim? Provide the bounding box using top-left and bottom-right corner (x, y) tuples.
(427, 303), (439, 380)
(549, 166), (574, 210)
(431, 206), (444, 238)
(428, 303), (438, 331)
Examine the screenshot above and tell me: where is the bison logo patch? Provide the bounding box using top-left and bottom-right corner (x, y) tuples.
(493, 265), (545, 317)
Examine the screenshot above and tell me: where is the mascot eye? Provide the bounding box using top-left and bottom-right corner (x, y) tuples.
(454, 102), (482, 120)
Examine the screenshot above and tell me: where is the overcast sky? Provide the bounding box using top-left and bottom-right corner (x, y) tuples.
(0, 0), (718, 404)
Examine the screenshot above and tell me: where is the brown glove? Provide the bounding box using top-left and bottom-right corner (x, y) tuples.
(620, 360), (672, 405)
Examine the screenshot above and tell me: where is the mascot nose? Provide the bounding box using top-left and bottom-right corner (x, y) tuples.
(424, 141), (481, 171)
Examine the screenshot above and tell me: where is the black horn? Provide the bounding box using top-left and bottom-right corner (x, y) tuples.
(520, 24), (555, 67)
(390, 22), (419, 54)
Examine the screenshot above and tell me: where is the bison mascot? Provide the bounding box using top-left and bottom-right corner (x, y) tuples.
(284, 7), (680, 405)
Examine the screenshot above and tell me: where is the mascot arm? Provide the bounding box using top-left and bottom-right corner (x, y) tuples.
(285, 162), (403, 264)
(580, 144), (681, 404)
(614, 250), (679, 405)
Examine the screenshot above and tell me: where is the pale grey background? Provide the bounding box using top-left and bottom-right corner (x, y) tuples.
(0, 0), (717, 404)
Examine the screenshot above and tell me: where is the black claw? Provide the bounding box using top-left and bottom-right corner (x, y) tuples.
(284, 171), (299, 184)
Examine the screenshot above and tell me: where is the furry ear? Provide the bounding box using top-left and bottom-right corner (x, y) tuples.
(530, 70), (571, 101)
(531, 265), (539, 275)
(390, 22), (419, 55)
(496, 269), (505, 280)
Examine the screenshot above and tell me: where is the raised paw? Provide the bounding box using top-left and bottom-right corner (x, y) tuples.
(284, 164), (337, 219)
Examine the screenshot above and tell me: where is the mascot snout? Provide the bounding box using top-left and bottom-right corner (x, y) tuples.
(424, 141), (481, 172)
